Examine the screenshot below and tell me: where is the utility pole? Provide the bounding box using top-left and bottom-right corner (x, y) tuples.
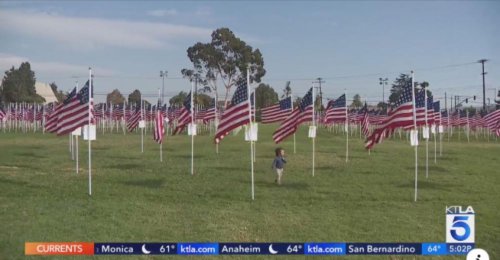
(379, 78), (388, 112)
(478, 59), (488, 112)
(444, 92), (447, 111)
(160, 70), (168, 104)
(313, 77), (325, 110)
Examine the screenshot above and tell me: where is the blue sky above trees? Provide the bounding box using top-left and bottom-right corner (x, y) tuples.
(0, 1), (499, 105)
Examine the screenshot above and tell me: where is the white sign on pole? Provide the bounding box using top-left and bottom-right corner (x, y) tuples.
(410, 130), (419, 146)
(423, 126), (430, 139)
(431, 125), (436, 134)
(72, 127), (81, 136)
(308, 126), (317, 138)
(138, 120), (145, 128)
(438, 125), (444, 133)
(188, 123), (197, 136)
(245, 123), (258, 141)
(83, 124), (96, 140)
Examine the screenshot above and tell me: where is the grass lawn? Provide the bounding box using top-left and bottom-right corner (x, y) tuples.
(1, 124), (499, 259)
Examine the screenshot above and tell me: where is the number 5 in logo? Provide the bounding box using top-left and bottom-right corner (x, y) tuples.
(450, 216), (470, 241)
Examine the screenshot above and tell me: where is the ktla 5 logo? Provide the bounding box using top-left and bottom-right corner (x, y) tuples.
(446, 206), (475, 243)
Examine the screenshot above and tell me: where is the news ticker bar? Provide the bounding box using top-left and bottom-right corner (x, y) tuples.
(26, 242), (475, 256)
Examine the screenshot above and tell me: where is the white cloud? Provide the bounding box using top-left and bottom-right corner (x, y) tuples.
(147, 9), (178, 17)
(0, 53), (116, 77)
(0, 9), (211, 50)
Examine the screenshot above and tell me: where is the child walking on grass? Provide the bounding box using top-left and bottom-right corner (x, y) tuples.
(271, 147), (287, 185)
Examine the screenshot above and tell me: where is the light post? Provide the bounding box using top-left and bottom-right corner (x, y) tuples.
(160, 70), (168, 104)
(379, 77), (388, 111)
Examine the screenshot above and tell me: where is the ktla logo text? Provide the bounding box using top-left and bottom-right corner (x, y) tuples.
(446, 206), (475, 243)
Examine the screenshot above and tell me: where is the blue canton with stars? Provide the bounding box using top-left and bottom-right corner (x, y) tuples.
(299, 88), (313, 112)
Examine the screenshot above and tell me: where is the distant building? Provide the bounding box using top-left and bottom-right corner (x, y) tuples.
(35, 82), (57, 104)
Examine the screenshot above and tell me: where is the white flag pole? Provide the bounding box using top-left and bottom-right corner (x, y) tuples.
(411, 71), (418, 202)
(345, 89), (349, 163)
(88, 67), (92, 196)
(191, 80), (195, 175)
(158, 88), (163, 162)
(291, 92), (296, 154)
(247, 67), (255, 200)
(424, 87), (429, 179)
(253, 87), (256, 162)
(466, 110), (470, 143)
(141, 99), (144, 153)
(215, 86), (219, 155)
(312, 85), (316, 177)
(76, 81), (79, 174)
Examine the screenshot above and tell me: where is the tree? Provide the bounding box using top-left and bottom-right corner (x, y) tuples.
(388, 74), (432, 106)
(169, 91), (188, 107)
(255, 83), (278, 109)
(351, 94), (362, 108)
(128, 89), (141, 105)
(183, 27), (266, 108)
(196, 93), (212, 108)
(106, 89), (125, 104)
(1, 62), (45, 103)
(49, 82), (67, 103)
(376, 102), (387, 111)
(495, 90), (500, 109)
(281, 81), (291, 99)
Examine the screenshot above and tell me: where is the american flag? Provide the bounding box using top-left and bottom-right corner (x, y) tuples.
(426, 95), (434, 125)
(413, 89), (427, 127)
(365, 80), (415, 149)
(469, 111), (483, 130)
(202, 98), (216, 124)
(173, 92), (192, 135)
(483, 109), (500, 134)
(441, 110), (449, 127)
(433, 101), (441, 125)
(214, 80), (250, 144)
(324, 94), (346, 124)
(261, 97), (292, 124)
(458, 110), (468, 126)
(126, 105), (142, 132)
(153, 99), (165, 144)
(360, 103), (370, 137)
(56, 80), (94, 136)
(0, 104), (6, 121)
(273, 88), (313, 144)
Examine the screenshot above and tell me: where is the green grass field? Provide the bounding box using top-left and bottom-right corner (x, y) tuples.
(1, 124), (499, 259)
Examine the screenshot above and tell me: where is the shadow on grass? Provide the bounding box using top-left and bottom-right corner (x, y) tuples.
(249, 180), (310, 190)
(213, 166), (245, 172)
(120, 178), (166, 189)
(107, 163), (143, 170)
(405, 166), (450, 173)
(396, 180), (456, 191)
(16, 152), (47, 159)
(0, 177), (28, 186)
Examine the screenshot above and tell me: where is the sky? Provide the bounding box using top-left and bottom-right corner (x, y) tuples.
(1, 0), (499, 107)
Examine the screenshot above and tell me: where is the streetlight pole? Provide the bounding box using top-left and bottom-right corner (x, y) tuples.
(160, 70), (168, 104)
(379, 78), (388, 111)
(478, 59), (488, 112)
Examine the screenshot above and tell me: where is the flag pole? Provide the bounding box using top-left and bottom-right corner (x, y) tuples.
(191, 80), (195, 175)
(253, 87), (257, 162)
(88, 67), (92, 196)
(291, 92), (296, 154)
(76, 80), (79, 174)
(424, 87), (429, 179)
(312, 85), (316, 177)
(345, 89), (349, 163)
(411, 71), (418, 202)
(141, 99), (144, 153)
(247, 67), (255, 200)
(159, 88), (163, 162)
